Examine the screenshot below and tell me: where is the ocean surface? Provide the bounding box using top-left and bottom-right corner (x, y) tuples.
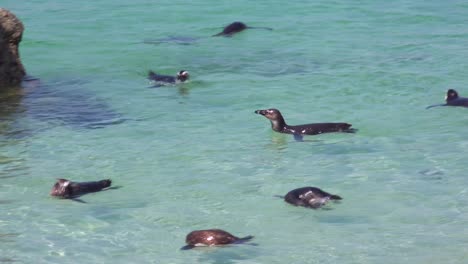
(1, 0), (468, 263)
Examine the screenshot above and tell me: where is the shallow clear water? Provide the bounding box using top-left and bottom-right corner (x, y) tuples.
(1, 0), (468, 263)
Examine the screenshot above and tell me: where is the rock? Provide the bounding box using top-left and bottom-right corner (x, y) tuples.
(0, 8), (26, 89)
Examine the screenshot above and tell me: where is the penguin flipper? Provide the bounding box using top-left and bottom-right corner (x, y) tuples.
(180, 245), (195, 250)
(426, 103), (447, 109)
(293, 134), (304, 142)
(236, 236), (254, 243)
(71, 198), (87, 203)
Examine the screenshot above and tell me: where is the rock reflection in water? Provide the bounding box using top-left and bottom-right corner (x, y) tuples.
(0, 77), (125, 138)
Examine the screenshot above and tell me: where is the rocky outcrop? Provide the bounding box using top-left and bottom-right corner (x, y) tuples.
(0, 8), (26, 89)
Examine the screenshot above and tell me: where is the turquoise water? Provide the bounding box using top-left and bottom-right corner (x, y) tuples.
(2, 0), (468, 263)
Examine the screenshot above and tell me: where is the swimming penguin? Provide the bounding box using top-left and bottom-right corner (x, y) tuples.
(427, 89), (468, 109)
(148, 70), (189, 85)
(144, 22), (272, 45)
(50, 178), (112, 199)
(254, 108), (355, 141)
(282, 187), (342, 209)
(181, 229), (254, 250)
(212, 21), (273, 37)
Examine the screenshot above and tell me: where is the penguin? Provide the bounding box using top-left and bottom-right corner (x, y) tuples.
(255, 108), (355, 141)
(148, 70), (189, 85)
(181, 229), (254, 250)
(427, 89), (468, 109)
(50, 178), (112, 199)
(282, 187), (342, 209)
(212, 21), (272, 37)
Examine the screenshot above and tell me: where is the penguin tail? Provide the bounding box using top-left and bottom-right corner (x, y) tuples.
(343, 127), (357, 133)
(237, 235), (254, 243)
(330, 194), (342, 200)
(248, 26), (273, 31)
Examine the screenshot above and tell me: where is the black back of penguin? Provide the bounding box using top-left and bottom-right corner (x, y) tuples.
(212, 22), (248, 36)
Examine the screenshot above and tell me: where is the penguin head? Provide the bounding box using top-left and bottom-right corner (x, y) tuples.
(50, 179), (72, 197)
(254, 108), (282, 121)
(177, 70), (190, 82)
(99, 179), (112, 188)
(446, 89), (459, 102)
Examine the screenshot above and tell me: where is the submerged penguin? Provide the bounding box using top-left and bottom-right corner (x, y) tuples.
(148, 70), (189, 85)
(282, 187), (342, 209)
(212, 21), (273, 37)
(50, 178), (112, 199)
(427, 89), (468, 109)
(255, 108), (355, 141)
(181, 229), (254, 250)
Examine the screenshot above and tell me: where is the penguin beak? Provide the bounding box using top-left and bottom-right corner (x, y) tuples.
(255, 110), (267, 116)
